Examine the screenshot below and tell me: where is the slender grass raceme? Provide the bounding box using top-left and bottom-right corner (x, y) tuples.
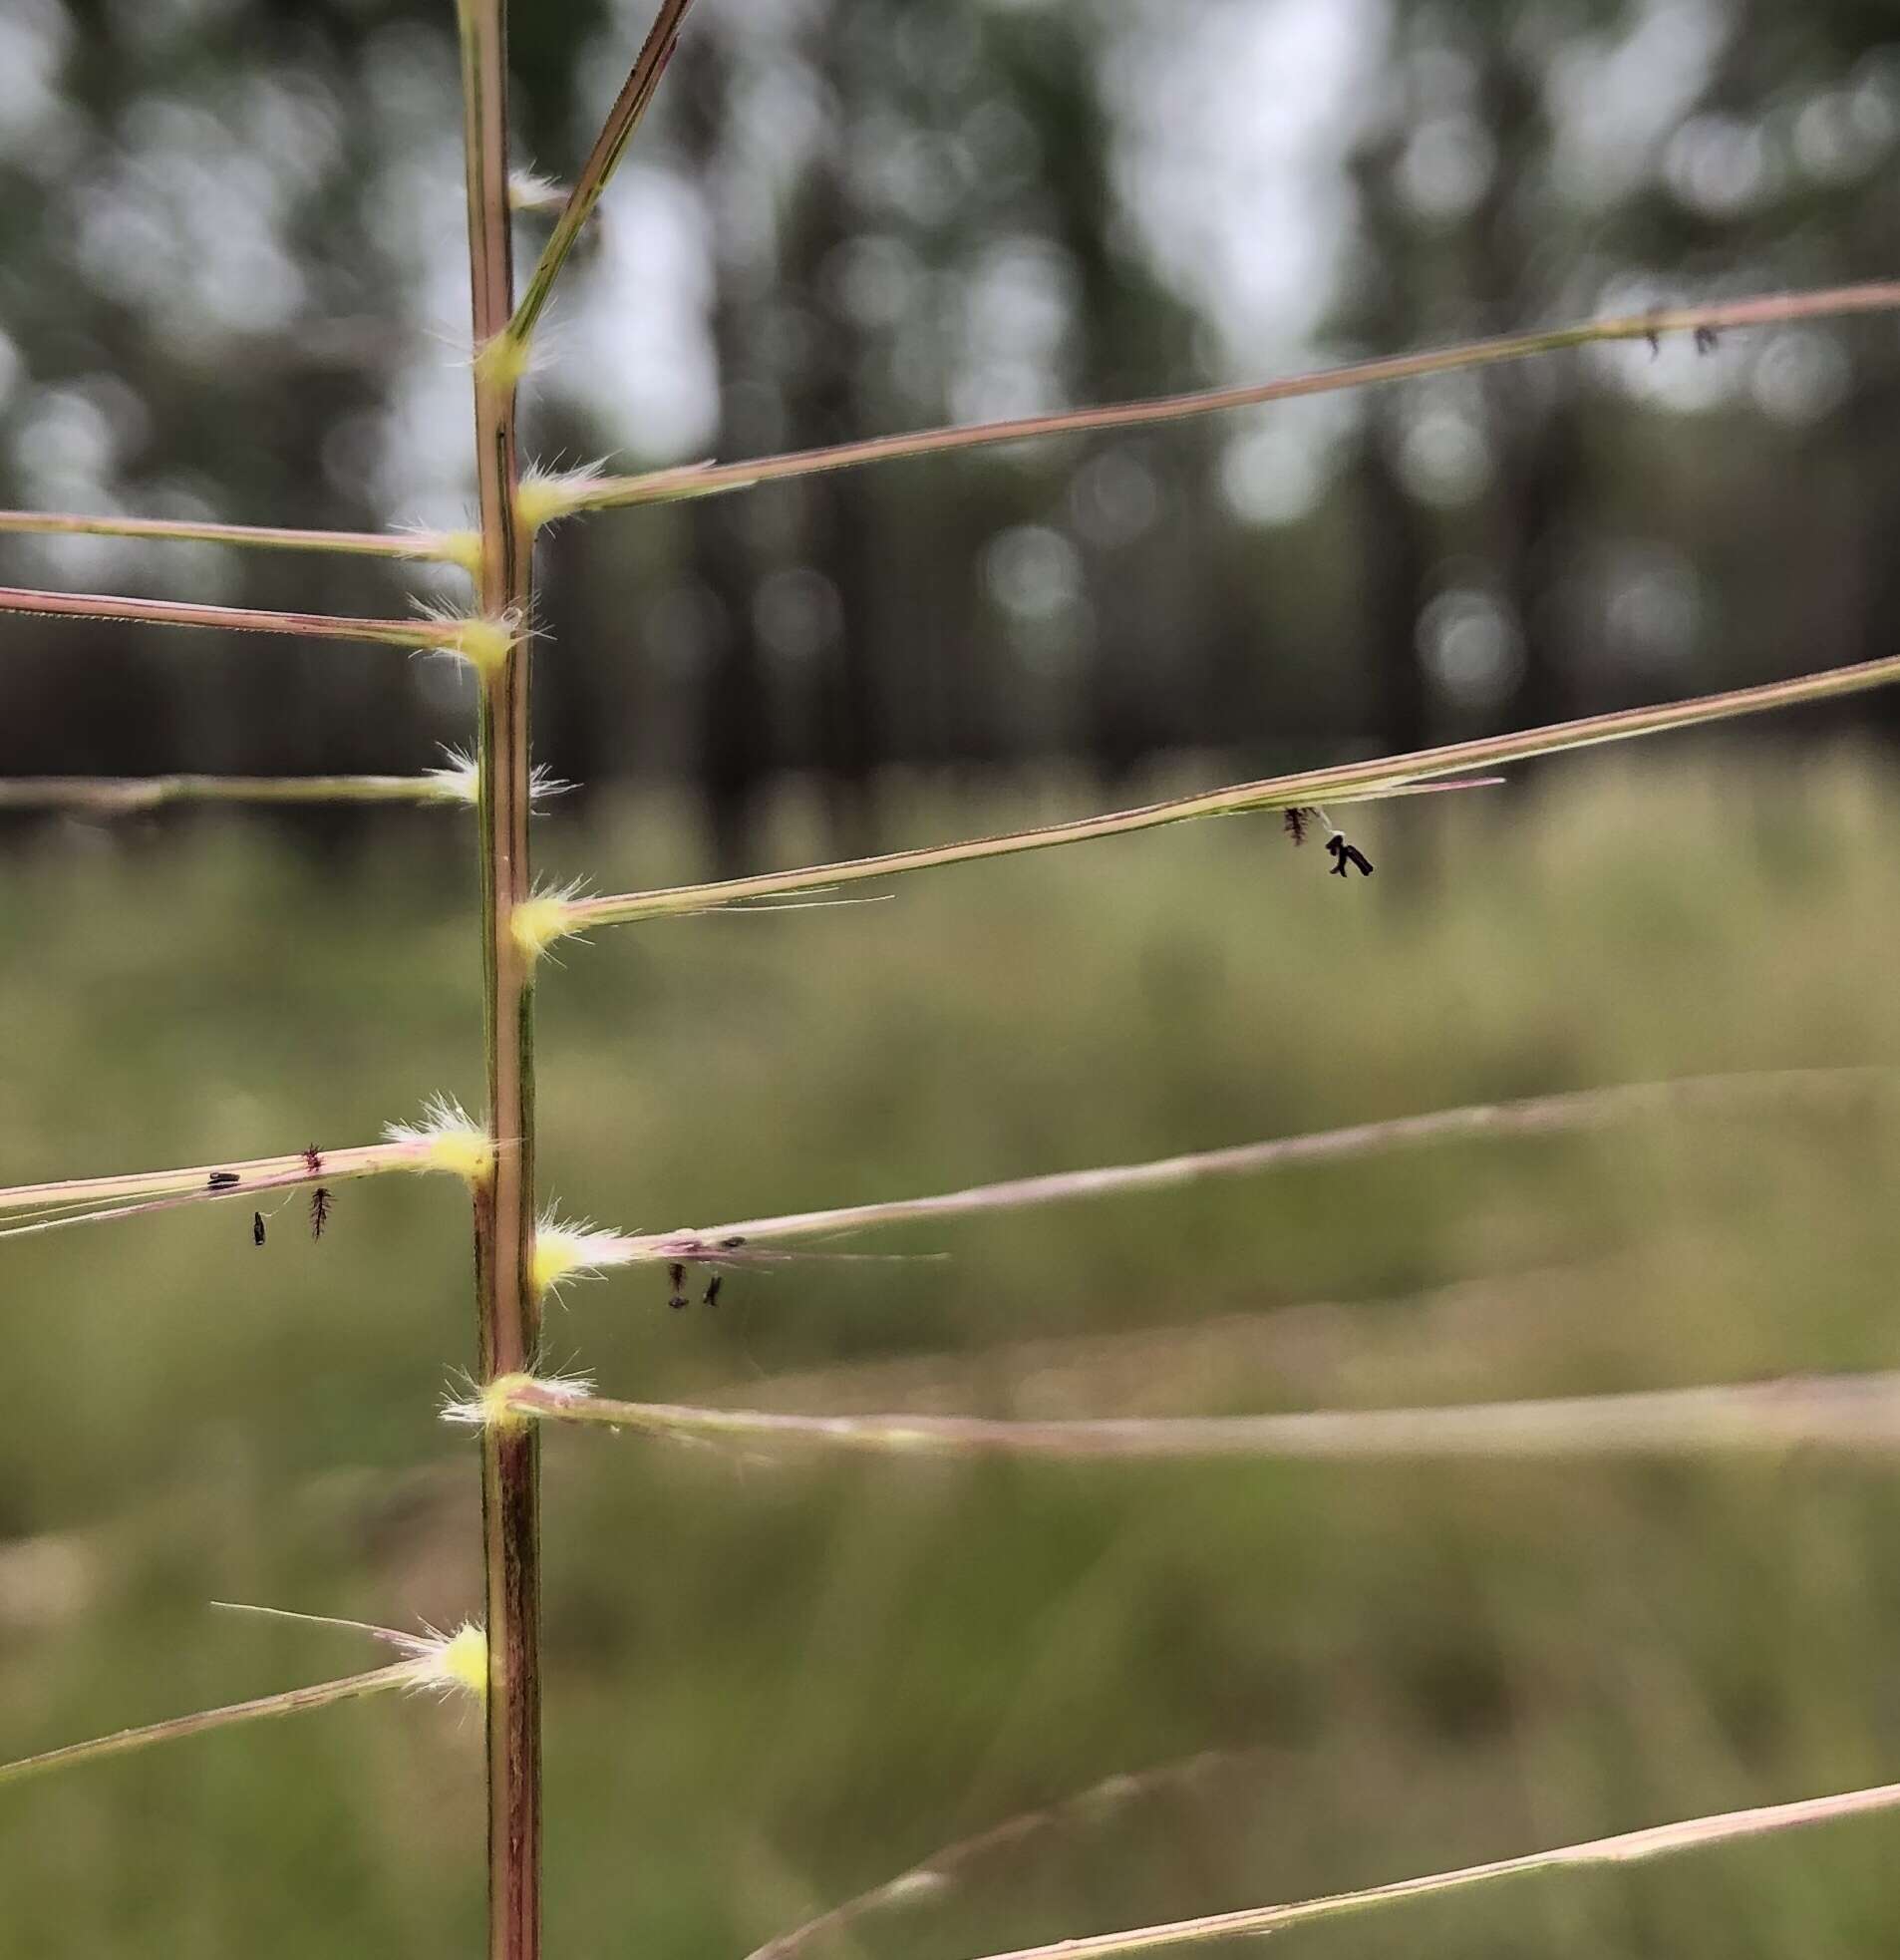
(0, 772), (475, 814)
(932, 1776), (1900, 1960)
(9, 7), (1900, 1957)
(483, 1370), (1900, 1463)
(0, 1617), (485, 1790)
(0, 1098), (491, 1239)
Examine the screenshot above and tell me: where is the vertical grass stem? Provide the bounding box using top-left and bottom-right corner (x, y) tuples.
(455, 3), (542, 1956)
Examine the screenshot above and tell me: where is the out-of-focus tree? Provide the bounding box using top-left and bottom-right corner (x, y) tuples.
(664, 0), (1208, 860)
(0, 0), (609, 825)
(1327, 0), (1900, 764)
(5, 0), (1900, 849)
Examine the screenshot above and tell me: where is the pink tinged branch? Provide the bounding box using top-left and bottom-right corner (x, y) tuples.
(547, 281), (1900, 519)
(496, 1371), (1900, 1463)
(0, 506), (472, 566)
(0, 1100), (492, 1239)
(579, 1070), (1895, 1262)
(3, 1069), (1874, 1249)
(545, 650), (1900, 937)
(525, 1074), (1890, 1269)
(0, 583), (486, 653)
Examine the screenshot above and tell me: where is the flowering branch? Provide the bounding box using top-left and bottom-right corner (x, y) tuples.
(518, 651), (1900, 943)
(482, 1370), (1900, 1462)
(529, 282), (1900, 523)
(0, 1099), (491, 1238)
(503, 0), (698, 360)
(0, 582), (504, 656)
(0, 1622), (484, 1790)
(0, 506), (475, 569)
(0, 772), (473, 815)
(585, 1069), (1889, 1259)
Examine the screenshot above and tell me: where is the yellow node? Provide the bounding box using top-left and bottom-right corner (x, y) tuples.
(383, 1097), (493, 1182)
(514, 475), (580, 535)
(450, 616), (516, 673)
(440, 529), (483, 578)
(512, 894), (575, 961)
(530, 1230), (585, 1299)
(475, 329), (533, 391)
(425, 1128), (496, 1183)
(436, 1622), (489, 1700)
(473, 1371), (541, 1432)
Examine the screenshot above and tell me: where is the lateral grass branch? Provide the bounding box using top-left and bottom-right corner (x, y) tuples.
(0, 1097), (495, 1241)
(550, 281), (1900, 519)
(0, 772), (476, 815)
(0, 1620), (485, 1790)
(0, 586), (521, 664)
(457, 1371), (1900, 1463)
(0, 744), (567, 826)
(3, 1069), (1876, 1250)
(518, 649), (1900, 947)
(635, 1069), (1887, 1257)
(0, 505), (477, 567)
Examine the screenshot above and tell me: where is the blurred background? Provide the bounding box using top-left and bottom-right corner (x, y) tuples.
(7, 0), (1900, 1954)
(5, 0), (1900, 850)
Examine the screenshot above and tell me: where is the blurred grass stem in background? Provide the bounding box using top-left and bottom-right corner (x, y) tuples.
(945, 1776), (1900, 1960)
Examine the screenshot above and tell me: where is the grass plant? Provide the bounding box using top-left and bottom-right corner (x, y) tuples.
(5, 6), (1900, 1957)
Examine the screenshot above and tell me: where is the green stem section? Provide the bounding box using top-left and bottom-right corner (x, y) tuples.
(0, 507), (470, 565)
(510, 1372), (1900, 1462)
(557, 649), (1900, 931)
(457, 2), (541, 1956)
(555, 281), (1900, 516)
(504, 0), (697, 356)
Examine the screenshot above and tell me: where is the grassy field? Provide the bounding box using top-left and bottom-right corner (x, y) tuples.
(5, 750), (1900, 1956)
